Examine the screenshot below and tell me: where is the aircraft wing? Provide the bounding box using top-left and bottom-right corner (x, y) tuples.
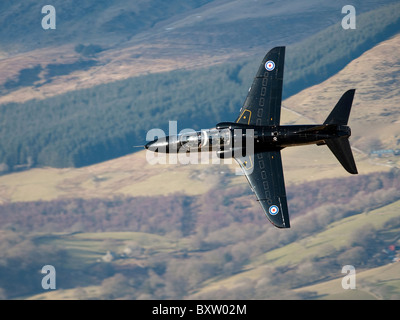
(235, 150), (290, 228)
(236, 46), (285, 126)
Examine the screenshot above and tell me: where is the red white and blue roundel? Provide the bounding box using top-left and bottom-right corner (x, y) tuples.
(269, 205), (279, 215)
(265, 60), (275, 71)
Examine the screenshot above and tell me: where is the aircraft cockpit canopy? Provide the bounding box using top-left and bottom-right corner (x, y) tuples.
(179, 131), (201, 148)
(178, 128), (231, 149)
(201, 128), (231, 147)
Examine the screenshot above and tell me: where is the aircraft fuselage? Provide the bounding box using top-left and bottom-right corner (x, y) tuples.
(145, 121), (351, 156)
(217, 122), (351, 150)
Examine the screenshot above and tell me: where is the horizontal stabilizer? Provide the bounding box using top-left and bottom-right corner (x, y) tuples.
(326, 138), (358, 174)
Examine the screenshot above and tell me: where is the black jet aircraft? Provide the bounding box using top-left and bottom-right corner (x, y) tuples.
(145, 47), (358, 228)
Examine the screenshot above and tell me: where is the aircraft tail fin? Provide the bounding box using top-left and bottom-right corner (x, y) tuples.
(323, 89), (358, 174)
(324, 89), (355, 125)
(326, 138), (358, 174)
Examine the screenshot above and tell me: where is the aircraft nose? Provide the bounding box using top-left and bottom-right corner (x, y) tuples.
(144, 137), (169, 152)
(145, 140), (159, 151)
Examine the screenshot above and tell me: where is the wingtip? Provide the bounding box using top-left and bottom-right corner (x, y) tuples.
(273, 221), (291, 229)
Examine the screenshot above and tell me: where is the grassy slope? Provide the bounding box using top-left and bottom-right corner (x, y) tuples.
(24, 199), (400, 300)
(0, 127), (388, 204)
(293, 262), (400, 299)
(285, 34), (400, 125)
(2, 6), (400, 301)
(260, 200), (400, 267)
(2, 3), (400, 171)
(3, 27), (400, 203)
(0, 150), (229, 203)
(27, 231), (187, 300)
(2, 1), (397, 104)
(189, 200), (400, 299)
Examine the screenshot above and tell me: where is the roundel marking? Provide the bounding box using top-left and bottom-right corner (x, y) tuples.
(265, 60), (275, 71)
(269, 205), (279, 215)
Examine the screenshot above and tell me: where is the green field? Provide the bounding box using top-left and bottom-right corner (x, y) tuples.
(258, 200), (400, 267)
(188, 200), (400, 299)
(22, 200), (400, 300)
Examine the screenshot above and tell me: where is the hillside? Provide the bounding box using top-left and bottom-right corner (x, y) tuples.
(1, 1), (400, 301)
(0, 0), (213, 52)
(2, 2), (400, 172)
(0, 0), (363, 104)
(1, 30), (400, 196)
(285, 33), (400, 125)
(0, 105), (390, 205)
(188, 199), (400, 300)
(1, 39), (400, 297)
(285, 33), (400, 154)
(294, 262), (400, 299)
(5, 1), (398, 107)
(1, 168), (398, 300)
